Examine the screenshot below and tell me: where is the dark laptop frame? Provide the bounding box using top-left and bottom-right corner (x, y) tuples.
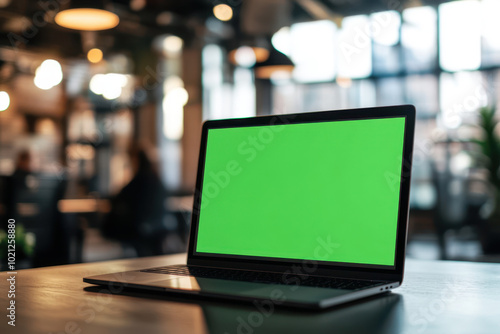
(187, 105), (415, 284)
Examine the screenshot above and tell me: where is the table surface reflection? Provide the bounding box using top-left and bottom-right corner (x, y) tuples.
(1, 254), (499, 334)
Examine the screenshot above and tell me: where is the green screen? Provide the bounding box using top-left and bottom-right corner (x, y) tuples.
(196, 117), (405, 267)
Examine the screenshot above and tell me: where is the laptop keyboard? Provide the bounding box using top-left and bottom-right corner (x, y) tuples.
(140, 265), (385, 290)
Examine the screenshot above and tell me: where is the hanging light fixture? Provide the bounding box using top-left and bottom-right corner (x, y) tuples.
(228, 37), (270, 67)
(254, 45), (294, 79)
(55, 0), (119, 31)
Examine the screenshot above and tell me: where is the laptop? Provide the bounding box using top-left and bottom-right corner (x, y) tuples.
(84, 105), (415, 309)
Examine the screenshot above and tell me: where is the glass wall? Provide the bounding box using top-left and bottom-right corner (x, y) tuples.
(202, 1), (500, 214)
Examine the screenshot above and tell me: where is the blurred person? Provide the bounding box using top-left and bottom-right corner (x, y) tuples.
(14, 150), (33, 174)
(102, 144), (181, 256)
(4, 150), (36, 218)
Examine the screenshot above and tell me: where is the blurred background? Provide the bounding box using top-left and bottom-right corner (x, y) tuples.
(1, 0), (500, 269)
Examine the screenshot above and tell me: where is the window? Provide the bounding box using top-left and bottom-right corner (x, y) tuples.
(439, 71), (487, 129)
(401, 6), (437, 73)
(371, 11), (402, 75)
(290, 20), (337, 83)
(481, 0), (500, 67)
(336, 15), (372, 78)
(439, 1), (481, 72)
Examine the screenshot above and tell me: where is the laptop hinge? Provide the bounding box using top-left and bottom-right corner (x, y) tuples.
(184, 263), (394, 283)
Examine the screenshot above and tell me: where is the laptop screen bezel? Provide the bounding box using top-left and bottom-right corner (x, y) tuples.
(187, 105), (415, 283)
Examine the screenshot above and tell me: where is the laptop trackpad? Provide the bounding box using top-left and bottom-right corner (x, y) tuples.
(241, 284), (351, 303)
(151, 276), (352, 304)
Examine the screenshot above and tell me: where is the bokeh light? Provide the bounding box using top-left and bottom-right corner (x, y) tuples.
(34, 59), (63, 90)
(87, 48), (103, 63)
(0, 91), (10, 111)
(213, 4), (233, 21)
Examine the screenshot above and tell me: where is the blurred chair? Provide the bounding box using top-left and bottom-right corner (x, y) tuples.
(432, 165), (488, 260)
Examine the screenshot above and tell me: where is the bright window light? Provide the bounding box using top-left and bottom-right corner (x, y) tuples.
(402, 6), (437, 72)
(162, 94), (186, 140)
(370, 11), (400, 46)
(402, 6), (437, 51)
(481, 0), (500, 66)
(272, 26), (291, 56)
(439, 71), (487, 129)
(202, 44), (226, 120)
(439, 1), (481, 72)
(232, 67), (255, 118)
(202, 44), (223, 88)
(202, 44), (223, 67)
(482, 0), (500, 48)
(337, 15), (372, 78)
(209, 84), (232, 120)
(290, 20), (336, 83)
(163, 75), (184, 93)
(162, 76), (188, 140)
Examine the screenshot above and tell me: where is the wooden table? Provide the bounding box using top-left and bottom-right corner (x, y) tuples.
(1, 255), (499, 334)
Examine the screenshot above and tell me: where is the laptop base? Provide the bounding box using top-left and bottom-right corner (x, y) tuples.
(84, 268), (399, 310)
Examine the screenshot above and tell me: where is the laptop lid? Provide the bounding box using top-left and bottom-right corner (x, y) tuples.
(187, 105), (415, 283)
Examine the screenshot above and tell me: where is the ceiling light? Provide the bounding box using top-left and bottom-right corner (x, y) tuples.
(87, 48), (103, 63)
(254, 47), (294, 79)
(55, 1), (119, 31)
(213, 4), (233, 21)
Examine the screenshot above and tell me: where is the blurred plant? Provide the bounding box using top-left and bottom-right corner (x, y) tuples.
(473, 107), (500, 189)
(0, 224), (36, 261)
(472, 106), (500, 231)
